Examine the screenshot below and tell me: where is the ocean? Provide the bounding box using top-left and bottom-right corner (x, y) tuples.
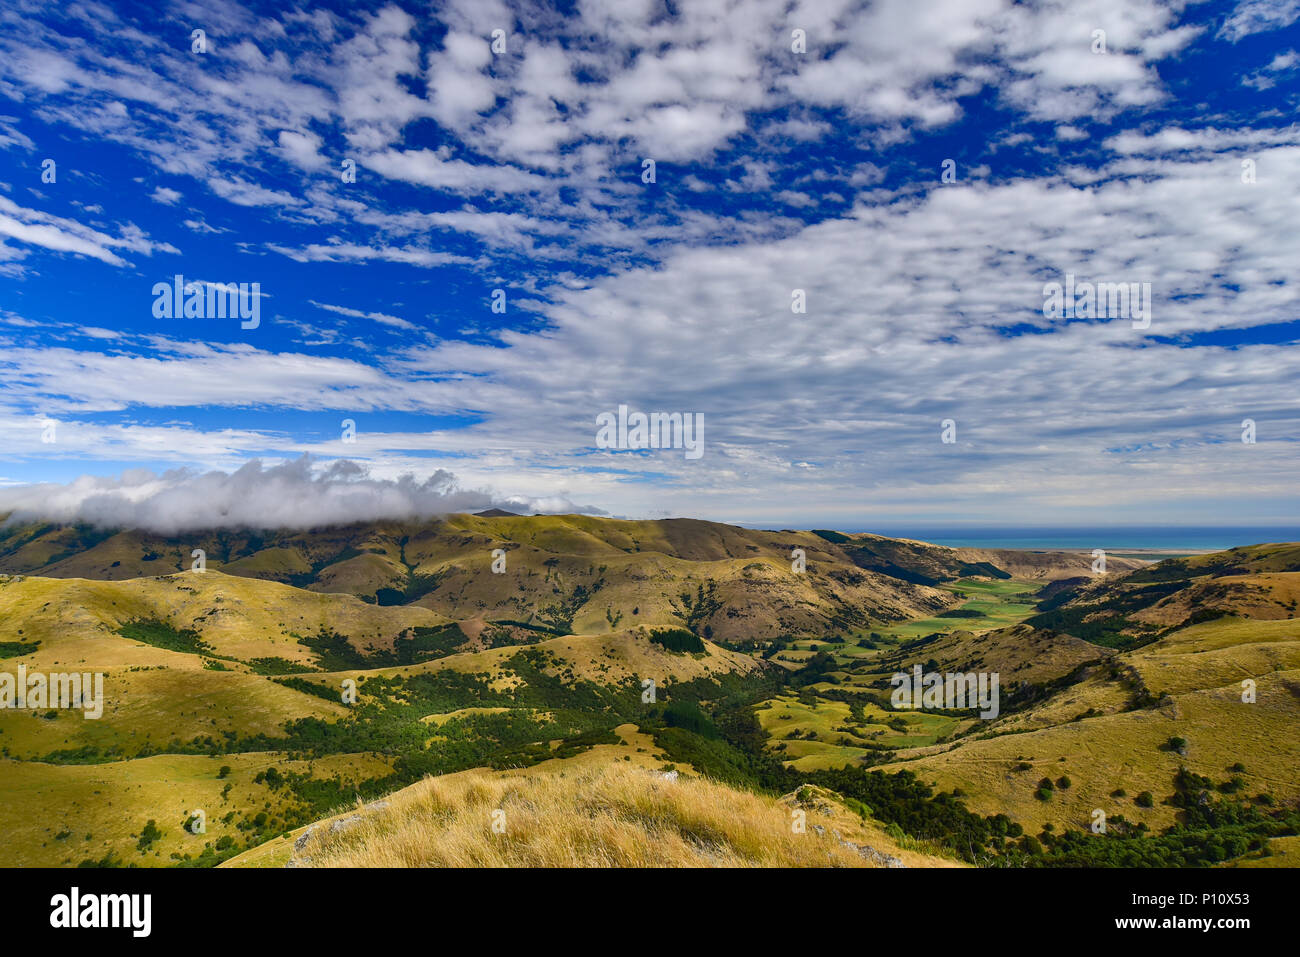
(846, 526), (1300, 552)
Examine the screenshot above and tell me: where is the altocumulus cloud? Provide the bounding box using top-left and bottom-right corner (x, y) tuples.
(1, 0), (1297, 528)
(0, 457), (604, 534)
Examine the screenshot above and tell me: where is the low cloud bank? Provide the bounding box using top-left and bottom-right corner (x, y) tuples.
(0, 457), (603, 534)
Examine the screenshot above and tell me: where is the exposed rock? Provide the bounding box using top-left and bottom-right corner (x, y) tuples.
(832, 828), (906, 868)
(285, 808), (371, 867)
(292, 826), (315, 853)
(328, 813), (361, 835)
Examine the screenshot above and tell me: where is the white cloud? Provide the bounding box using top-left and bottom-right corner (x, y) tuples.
(5, 128), (1295, 524)
(0, 0), (1294, 528)
(1242, 48), (1299, 88)
(1218, 0), (1300, 41)
(0, 115), (33, 151)
(269, 241), (475, 268)
(360, 148), (550, 195)
(0, 0), (1215, 268)
(208, 176), (303, 208)
(309, 298), (417, 331)
(0, 194), (176, 267)
(0, 456), (602, 533)
(182, 218), (229, 234)
(276, 129), (328, 170)
(0, 341), (412, 414)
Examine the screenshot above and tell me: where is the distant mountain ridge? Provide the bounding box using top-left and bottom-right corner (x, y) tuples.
(0, 513), (1143, 643)
(2, 515), (1298, 869)
(1027, 542), (1300, 649)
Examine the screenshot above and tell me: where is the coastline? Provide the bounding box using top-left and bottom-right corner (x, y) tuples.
(988, 546), (1216, 561)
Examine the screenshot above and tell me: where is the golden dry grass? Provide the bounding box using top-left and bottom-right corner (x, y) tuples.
(0, 570), (450, 671)
(0, 751), (393, 867)
(262, 763), (947, 868)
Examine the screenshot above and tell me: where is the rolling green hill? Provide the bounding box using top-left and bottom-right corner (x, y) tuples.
(2, 516), (1295, 869)
(0, 514), (1142, 644)
(1026, 542), (1300, 649)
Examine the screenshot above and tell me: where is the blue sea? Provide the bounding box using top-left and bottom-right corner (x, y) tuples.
(845, 526), (1300, 553)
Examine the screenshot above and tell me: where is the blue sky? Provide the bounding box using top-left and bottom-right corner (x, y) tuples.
(1, 0), (1298, 530)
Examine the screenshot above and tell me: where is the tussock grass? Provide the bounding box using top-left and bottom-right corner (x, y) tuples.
(288, 764), (884, 868)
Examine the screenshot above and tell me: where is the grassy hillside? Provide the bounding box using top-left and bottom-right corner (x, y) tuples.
(724, 541), (1300, 865)
(0, 570), (452, 671)
(1026, 542), (1300, 649)
(0, 562), (791, 865)
(0, 751), (392, 868)
(0, 514), (1142, 644)
(864, 556), (1300, 852)
(222, 761), (961, 869)
(3, 516), (1296, 869)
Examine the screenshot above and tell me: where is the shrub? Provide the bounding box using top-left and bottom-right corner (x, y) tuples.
(648, 628), (705, 654)
(118, 619), (212, 657)
(659, 700), (717, 738)
(1218, 777), (1244, 794)
(136, 820), (162, 852)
